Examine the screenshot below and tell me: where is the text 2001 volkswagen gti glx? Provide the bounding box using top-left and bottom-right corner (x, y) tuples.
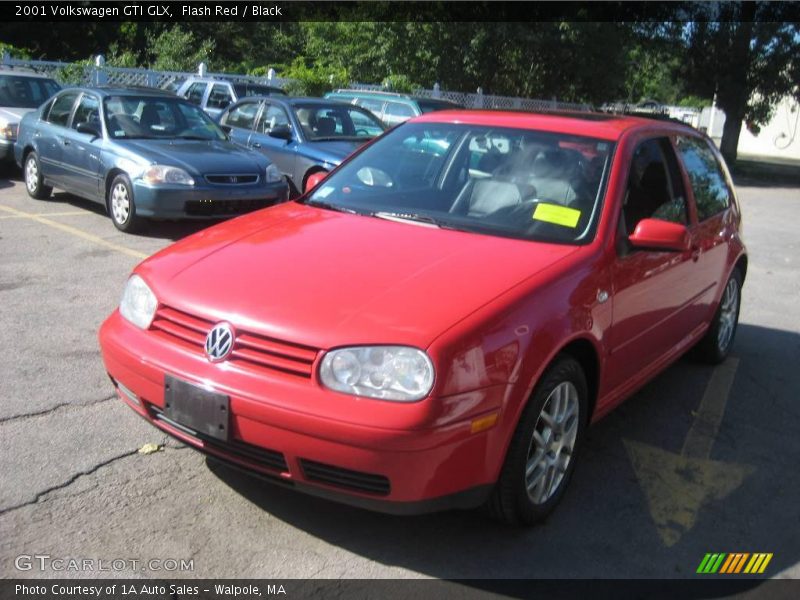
(99, 110), (746, 523)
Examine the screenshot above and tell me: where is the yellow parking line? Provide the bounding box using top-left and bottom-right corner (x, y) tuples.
(0, 210), (91, 219)
(0, 205), (148, 260)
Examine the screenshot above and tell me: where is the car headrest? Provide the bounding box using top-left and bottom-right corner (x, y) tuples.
(316, 117), (336, 137)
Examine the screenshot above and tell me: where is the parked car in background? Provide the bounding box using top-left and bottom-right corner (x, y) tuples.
(219, 96), (386, 194)
(324, 89), (462, 126)
(177, 77), (286, 120)
(0, 70), (60, 164)
(15, 87), (288, 232)
(99, 109), (746, 523)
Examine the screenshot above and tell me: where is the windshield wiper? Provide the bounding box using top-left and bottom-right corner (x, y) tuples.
(301, 199), (361, 215)
(174, 135), (214, 141)
(371, 211), (453, 229)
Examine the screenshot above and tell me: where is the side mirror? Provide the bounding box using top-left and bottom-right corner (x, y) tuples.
(304, 170), (329, 192)
(76, 121), (101, 138)
(268, 124), (292, 141)
(628, 218), (691, 252)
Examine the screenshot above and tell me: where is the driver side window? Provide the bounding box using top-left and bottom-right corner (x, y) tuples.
(622, 138), (688, 237)
(257, 104), (289, 133)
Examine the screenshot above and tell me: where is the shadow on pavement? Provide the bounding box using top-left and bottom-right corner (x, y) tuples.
(207, 323), (799, 584)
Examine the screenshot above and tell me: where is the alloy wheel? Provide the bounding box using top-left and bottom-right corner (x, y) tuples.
(525, 381), (580, 505)
(717, 277), (739, 353)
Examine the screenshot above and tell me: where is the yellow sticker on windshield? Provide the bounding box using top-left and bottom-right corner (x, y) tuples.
(532, 203), (581, 228)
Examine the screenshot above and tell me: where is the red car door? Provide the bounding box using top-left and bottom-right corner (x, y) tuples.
(674, 135), (739, 320)
(605, 135), (708, 395)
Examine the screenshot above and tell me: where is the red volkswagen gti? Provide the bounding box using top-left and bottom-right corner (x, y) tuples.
(99, 110), (746, 524)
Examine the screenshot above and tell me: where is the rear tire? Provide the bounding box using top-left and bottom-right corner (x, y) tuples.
(108, 174), (142, 233)
(692, 268), (742, 364)
(487, 355), (588, 525)
(24, 152), (52, 200)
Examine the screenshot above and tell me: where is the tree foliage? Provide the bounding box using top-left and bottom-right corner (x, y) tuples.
(1, 13), (798, 163)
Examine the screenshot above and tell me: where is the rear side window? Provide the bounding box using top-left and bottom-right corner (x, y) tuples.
(382, 101), (415, 125)
(222, 101), (260, 129)
(206, 84), (233, 110)
(676, 136), (731, 221)
(46, 92), (79, 127)
(355, 98), (385, 115)
(184, 82), (207, 105)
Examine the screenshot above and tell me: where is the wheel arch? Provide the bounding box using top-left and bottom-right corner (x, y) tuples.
(734, 253), (748, 285)
(104, 169), (128, 213)
(302, 165), (328, 193)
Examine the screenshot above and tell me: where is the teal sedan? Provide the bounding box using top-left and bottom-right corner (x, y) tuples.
(14, 87), (289, 232)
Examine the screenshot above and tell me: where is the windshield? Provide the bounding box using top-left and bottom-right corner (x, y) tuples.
(233, 83), (285, 97)
(306, 123), (614, 244)
(293, 103), (386, 141)
(0, 75), (60, 109)
(103, 96), (227, 140)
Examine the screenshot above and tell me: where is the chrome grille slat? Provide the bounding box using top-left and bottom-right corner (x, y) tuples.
(152, 305), (318, 378)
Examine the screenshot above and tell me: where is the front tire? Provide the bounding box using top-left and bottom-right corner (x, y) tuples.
(487, 355), (588, 525)
(692, 268), (742, 364)
(108, 174), (142, 233)
(24, 152), (52, 200)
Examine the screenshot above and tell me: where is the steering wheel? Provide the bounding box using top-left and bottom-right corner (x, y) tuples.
(355, 128), (370, 136)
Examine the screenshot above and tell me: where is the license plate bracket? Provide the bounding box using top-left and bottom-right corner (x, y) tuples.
(164, 375), (230, 442)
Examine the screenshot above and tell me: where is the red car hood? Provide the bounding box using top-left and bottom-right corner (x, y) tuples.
(139, 203), (579, 349)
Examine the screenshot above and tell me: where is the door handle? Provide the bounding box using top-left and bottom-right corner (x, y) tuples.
(250, 142), (262, 149)
(61, 138), (70, 146)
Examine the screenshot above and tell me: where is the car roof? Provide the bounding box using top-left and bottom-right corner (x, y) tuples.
(327, 90), (443, 104)
(59, 86), (177, 98)
(0, 68), (58, 80)
(233, 96), (367, 108)
(411, 109), (696, 141)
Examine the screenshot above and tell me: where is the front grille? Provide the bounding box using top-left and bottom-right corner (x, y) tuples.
(184, 198), (273, 216)
(299, 459), (391, 496)
(150, 305), (319, 378)
(205, 174), (259, 185)
(149, 404), (289, 472)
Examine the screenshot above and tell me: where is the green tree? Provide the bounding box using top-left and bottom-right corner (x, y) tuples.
(146, 26), (215, 72)
(676, 4), (800, 163)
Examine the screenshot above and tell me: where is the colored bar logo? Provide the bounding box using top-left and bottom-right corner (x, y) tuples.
(697, 553), (773, 574)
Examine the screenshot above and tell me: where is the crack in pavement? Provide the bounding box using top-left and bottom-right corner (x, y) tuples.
(0, 394), (116, 425)
(0, 448), (138, 517)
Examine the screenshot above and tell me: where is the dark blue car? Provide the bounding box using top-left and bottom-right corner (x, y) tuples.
(218, 96), (386, 195)
(14, 87), (289, 232)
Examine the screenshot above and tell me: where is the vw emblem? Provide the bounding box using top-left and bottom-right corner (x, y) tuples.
(229, 176), (238, 184)
(205, 322), (234, 362)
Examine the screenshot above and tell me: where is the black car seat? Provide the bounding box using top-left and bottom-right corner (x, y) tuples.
(139, 104), (161, 130)
(316, 117), (336, 137)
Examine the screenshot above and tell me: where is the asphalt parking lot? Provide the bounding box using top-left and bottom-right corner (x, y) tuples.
(0, 168), (798, 582)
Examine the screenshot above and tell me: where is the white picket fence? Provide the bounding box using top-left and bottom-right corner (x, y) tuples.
(347, 82), (593, 112)
(0, 53), (290, 90)
(2, 53), (596, 114)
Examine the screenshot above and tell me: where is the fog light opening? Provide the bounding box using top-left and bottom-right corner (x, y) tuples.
(116, 380), (142, 407)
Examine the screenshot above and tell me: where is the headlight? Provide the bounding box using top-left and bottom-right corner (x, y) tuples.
(141, 165), (195, 186)
(119, 275), (158, 329)
(319, 346), (435, 401)
(265, 163), (283, 183)
(0, 123), (17, 140)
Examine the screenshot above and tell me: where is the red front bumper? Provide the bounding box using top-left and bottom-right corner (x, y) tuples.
(98, 311), (506, 513)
